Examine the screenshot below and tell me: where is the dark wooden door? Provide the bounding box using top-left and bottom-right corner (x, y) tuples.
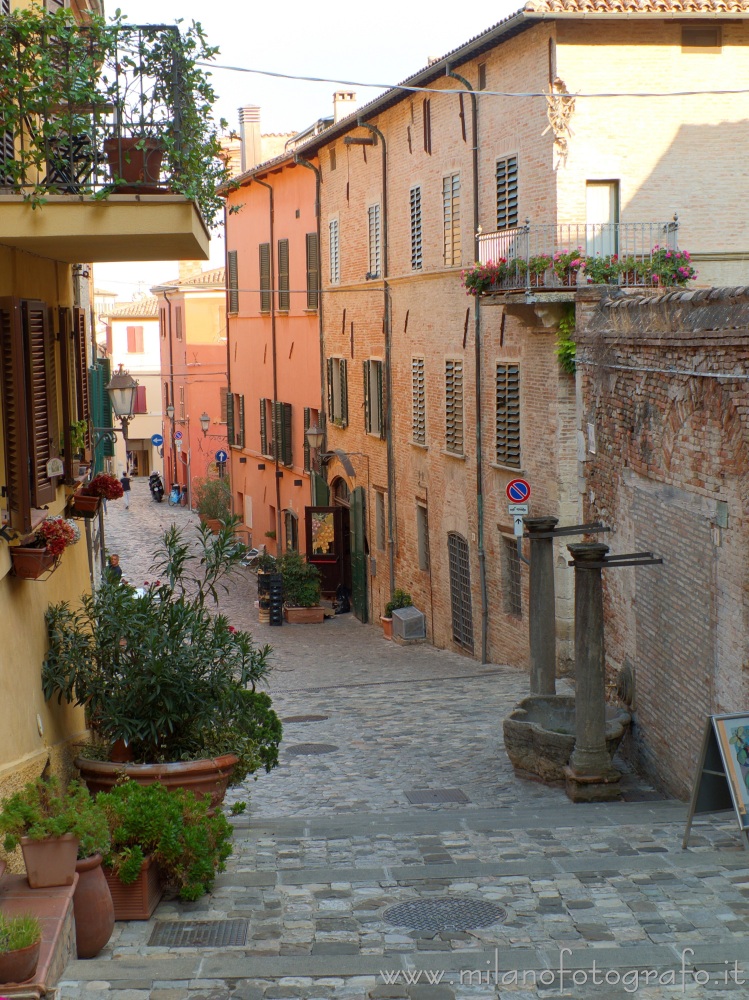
(305, 506), (344, 596)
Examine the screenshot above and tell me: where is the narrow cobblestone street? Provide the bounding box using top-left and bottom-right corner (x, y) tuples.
(57, 480), (749, 999)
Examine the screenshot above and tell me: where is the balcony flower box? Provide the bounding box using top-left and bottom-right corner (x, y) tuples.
(10, 515), (78, 580)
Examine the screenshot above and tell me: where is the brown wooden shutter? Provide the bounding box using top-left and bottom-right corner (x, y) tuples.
(175, 306), (183, 341)
(363, 360), (370, 433)
(0, 297), (31, 530)
(58, 307), (74, 482)
(283, 402), (292, 466)
(423, 98), (432, 154)
(238, 394), (245, 447)
(303, 406), (311, 472)
(227, 250), (239, 314)
(23, 300), (57, 506)
(278, 239), (290, 311)
(376, 361), (385, 439)
(327, 358), (334, 420)
(305, 233), (319, 310)
(73, 307), (90, 449)
(259, 397), (267, 455)
(226, 390), (235, 446)
(339, 358), (348, 427)
(259, 243), (271, 312)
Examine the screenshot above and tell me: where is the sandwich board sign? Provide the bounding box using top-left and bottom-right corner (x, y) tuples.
(683, 713), (749, 850)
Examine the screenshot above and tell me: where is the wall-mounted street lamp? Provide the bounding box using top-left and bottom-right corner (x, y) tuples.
(200, 412), (210, 436)
(166, 403), (175, 420)
(305, 422), (325, 452)
(93, 365), (139, 446)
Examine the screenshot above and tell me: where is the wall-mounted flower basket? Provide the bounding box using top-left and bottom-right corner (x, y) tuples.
(10, 547), (60, 580)
(69, 492), (101, 518)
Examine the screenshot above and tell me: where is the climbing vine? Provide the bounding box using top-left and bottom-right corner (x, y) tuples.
(556, 305), (576, 375)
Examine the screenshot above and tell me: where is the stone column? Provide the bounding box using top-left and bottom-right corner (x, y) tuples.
(565, 541), (621, 802)
(525, 517), (559, 696)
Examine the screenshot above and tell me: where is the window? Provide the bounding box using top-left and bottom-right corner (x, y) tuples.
(412, 356), (425, 445)
(259, 243), (271, 312)
(363, 359), (384, 437)
(496, 156), (518, 231)
(410, 186), (423, 270)
(0, 298), (58, 529)
(682, 25), (721, 50)
(448, 532), (473, 650)
(443, 174), (461, 266)
(1, 0), (10, 14)
(72, 306), (90, 429)
(327, 357), (348, 426)
(478, 63), (487, 90)
(375, 490), (386, 551)
(226, 392), (245, 448)
(179, 385), (185, 419)
(159, 307), (166, 338)
(133, 385), (147, 414)
(330, 147), (337, 171)
(164, 381), (170, 411)
(329, 219), (340, 284)
(284, 510), (299, 551)
(367, 204), (381, 278)
(306, 232), (319, 309)
(423, 98), (432, 154)
(495, 363), (520, 468)
(416, 503), (430, 572)
(273, 400), (293, 466)
(278, 239), (290, 311)
(260, 397), (273, 456)
(126, 325), (144, 353)
(228, 250), (239, 314)
(303, 407), (312, 472)
(175, 306), (183, 341)
(503, 535), (522, 618)
(220, 386), (228, 423)
(445, 358), (464, 455)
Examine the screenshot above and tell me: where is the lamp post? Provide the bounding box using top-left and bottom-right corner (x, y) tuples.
(305, 422), (325, 506)
(93, 365), (139, 449)
(200, 412), (210, 436)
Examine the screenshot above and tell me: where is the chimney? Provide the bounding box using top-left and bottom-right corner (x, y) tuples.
(178, 261), (204, 283)
(333, 91), (356, 124)
(239, 105), (262, 172)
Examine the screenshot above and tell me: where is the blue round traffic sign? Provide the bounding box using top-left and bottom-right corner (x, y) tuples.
(506, 478), (531, 503)
(215, 450), (228, 463)
(150, 433), (164, 447)
(174, 430), (183, 440)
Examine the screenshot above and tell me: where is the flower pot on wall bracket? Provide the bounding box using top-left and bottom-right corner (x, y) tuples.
(69, 492), (100, 518)
(103, 137), (166, 193)
(10, 547), (59, 580)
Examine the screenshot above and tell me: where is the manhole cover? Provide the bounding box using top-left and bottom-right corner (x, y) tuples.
(405, 788), (470, 805)
(282, 715), (329, 723)
(286, 743), (339, 755)
(148, 919), (248, 948)
(383, 897), (506, 932)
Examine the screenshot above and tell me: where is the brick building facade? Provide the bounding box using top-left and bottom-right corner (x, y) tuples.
(575, 287), (749, 796)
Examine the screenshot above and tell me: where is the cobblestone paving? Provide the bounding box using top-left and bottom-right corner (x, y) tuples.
(57, 482), (749, 999)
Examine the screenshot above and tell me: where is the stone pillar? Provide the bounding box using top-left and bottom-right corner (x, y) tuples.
(525, 517), (559, 696)
(565, 542), (621, 802)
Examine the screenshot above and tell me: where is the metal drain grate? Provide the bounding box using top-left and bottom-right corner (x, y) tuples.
(384, 897), (506, 932)
(148, 919), (249, 948)
(282, 715), (330, 723)
(405, 788), (470, 805)
(286, 743), (339, 755)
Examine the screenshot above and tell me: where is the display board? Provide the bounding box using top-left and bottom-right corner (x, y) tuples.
(683, 713), (749, 850)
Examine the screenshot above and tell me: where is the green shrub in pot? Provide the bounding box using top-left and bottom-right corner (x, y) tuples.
(278, 550), (321, 608)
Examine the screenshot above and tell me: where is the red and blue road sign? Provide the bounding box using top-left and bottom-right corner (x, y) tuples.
(506, 478), (531, 503)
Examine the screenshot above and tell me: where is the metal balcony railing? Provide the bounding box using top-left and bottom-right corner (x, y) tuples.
(0, 23), (188, 197)
(476, 219), (680, 291)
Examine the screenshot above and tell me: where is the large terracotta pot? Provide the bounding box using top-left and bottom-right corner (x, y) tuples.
(21, 834), (79, 888)
(0, 938), (41, 985)
(103, 137), (165, 191)
(75, 754), (238, 811)
(10, 547), (57, 580)
(283, 606), (325, 624)
(74, 854), (115, 959)
(104, 856), (162, 921)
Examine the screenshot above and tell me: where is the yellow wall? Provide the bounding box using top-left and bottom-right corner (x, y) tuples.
(184, 292), (226, 346)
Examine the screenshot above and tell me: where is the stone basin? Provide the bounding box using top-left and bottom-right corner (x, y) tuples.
(503, 695), (631, 785)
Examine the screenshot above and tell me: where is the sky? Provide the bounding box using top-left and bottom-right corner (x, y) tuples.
(95, 0), (519, 297)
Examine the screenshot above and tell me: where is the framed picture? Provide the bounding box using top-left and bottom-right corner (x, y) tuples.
(684, 713), (749, 849)
(714, 714), (749, 826)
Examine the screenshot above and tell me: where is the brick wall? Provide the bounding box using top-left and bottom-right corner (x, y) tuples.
(576, 287), (749, 796)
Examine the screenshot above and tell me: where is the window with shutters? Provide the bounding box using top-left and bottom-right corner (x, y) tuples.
(448, 532), (474, 650)
(126, 325), (144, 354)
(273, 400), (293, 466)
(159, 307), (166, 338)
(303, 406), (315, 472)
(410, 187), (423, 270)
(495, 363), (520, 468)
(375, 490), (386, 551)
(496, 156), (518, 231)
(164, 381), (170, 410)
(72, 307), (90, 433)
(367, 205), (381, 278)
(329, 219), (340, 285)
(327, 357), (348, 426)
(502, 535), (522, 617)
(305, 232), (319, 310)
(416, 502), (430, 572)
(227, 392), (245, 448)
(175, 306), (183, 341)
(412, 356), (425, 445)
(278, 239), (290, 311)
(444, 358), (464, 455)
(179, 385), (185, 420)
(443, 173), (461, 266)
(227, 250), (239, 314)
(0, 297), (58, 530)
(220, 386), (228, 423)
(133, 385), (147, 414)
(423, 98), (432, 154)
(363, 359), (383, 437)
(260, 397), (273, 456)
(284, 509), (299, 551)
(259, 243), (271, 312)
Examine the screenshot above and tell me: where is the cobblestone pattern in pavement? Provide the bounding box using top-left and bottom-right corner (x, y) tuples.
(54, 482), (749, 999)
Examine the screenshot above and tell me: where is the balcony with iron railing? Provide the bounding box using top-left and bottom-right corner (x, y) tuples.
(0, 16), (224, 262)
(471, 218), (691, 294)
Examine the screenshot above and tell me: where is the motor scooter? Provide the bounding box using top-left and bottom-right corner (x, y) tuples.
(148, 471), (165, 503)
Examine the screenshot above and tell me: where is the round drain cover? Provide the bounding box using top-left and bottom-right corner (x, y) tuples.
(383, 897), (507, 932)
(282, 715), (329, 723)
(286, 743), (339, 755)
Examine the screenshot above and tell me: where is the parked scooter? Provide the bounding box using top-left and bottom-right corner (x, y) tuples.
(148, 471), (165, 503)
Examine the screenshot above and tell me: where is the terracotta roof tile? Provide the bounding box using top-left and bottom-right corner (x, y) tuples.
(105, 296), (159, 319)
(525, 0), (749, 12)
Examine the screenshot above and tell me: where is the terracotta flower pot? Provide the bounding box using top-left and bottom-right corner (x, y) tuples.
(103, 855), (162, 921)
(103, 137), (165, 192)
(21, 833), (79, 888)
(283, 606), (325, 624)
(73, 854), (115, 959)
(381, 616), (393, 640)
(0, 937), (41, 985)
(69, 492), (100, 518)
(10, 547), (57, 580)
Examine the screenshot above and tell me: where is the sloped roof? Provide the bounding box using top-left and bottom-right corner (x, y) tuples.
(166, 267), (226, 288)
(105, 297), (159, 320)
(526, 0), (749, 10)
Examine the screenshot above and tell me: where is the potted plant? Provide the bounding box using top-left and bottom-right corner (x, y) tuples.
(72, 797), (114, 960)
(0, 778), (101, 888)
(528, 253), (553, 286)
(584, 253), (619, 284)
(648, 246), (697, 287)
(460, 259), (506, 296)
(10, 516), (78, 580)
(0, 915), (42, 986)
(70, 472), (123, 517)
(68, 419), (88, 477)
(552, 248), (585, 286)
(97, 781), (232, 919)
(381, 589), (413, 640)
(278, 550), (324, 624)
(193, 475), (231, 532)
(42, 520), (282, 805)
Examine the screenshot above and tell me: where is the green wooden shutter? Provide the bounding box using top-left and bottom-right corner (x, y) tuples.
(327, 358), (334, 420)
(0, 297), (31, 530)
(376, 361), (385, 439)
(340, 358), (348, 427)
(259, 397), (267, 455)
(283, 402), (293, 466)
(238, 394), (245, 447)
(24, 300), (57, 506)
(311, 471), (330, 506)
(306, 232), (319, 309)
(350, 485), (368, 623)
(272, 400), (281, 460)
(363, 361), (370, 433)
(226, 391), (235, 446)
(278, 239), (290, 311)
(303, 407), (311, 472)
(228, 250), (239, 314)
(95, 358), (114, 461)
(259, 243), (271, 312)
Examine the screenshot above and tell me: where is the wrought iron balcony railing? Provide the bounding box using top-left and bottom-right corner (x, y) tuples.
(476, 219), (681, 291)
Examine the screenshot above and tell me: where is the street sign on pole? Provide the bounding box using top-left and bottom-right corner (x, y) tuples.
(150, 433), (164, 447)
(508, 503), (529, 517)
(174, 430), (183, 441)
(513, 515), (525, 537)
(506, 479), (531, 503)
(215, 450), (228, 463)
